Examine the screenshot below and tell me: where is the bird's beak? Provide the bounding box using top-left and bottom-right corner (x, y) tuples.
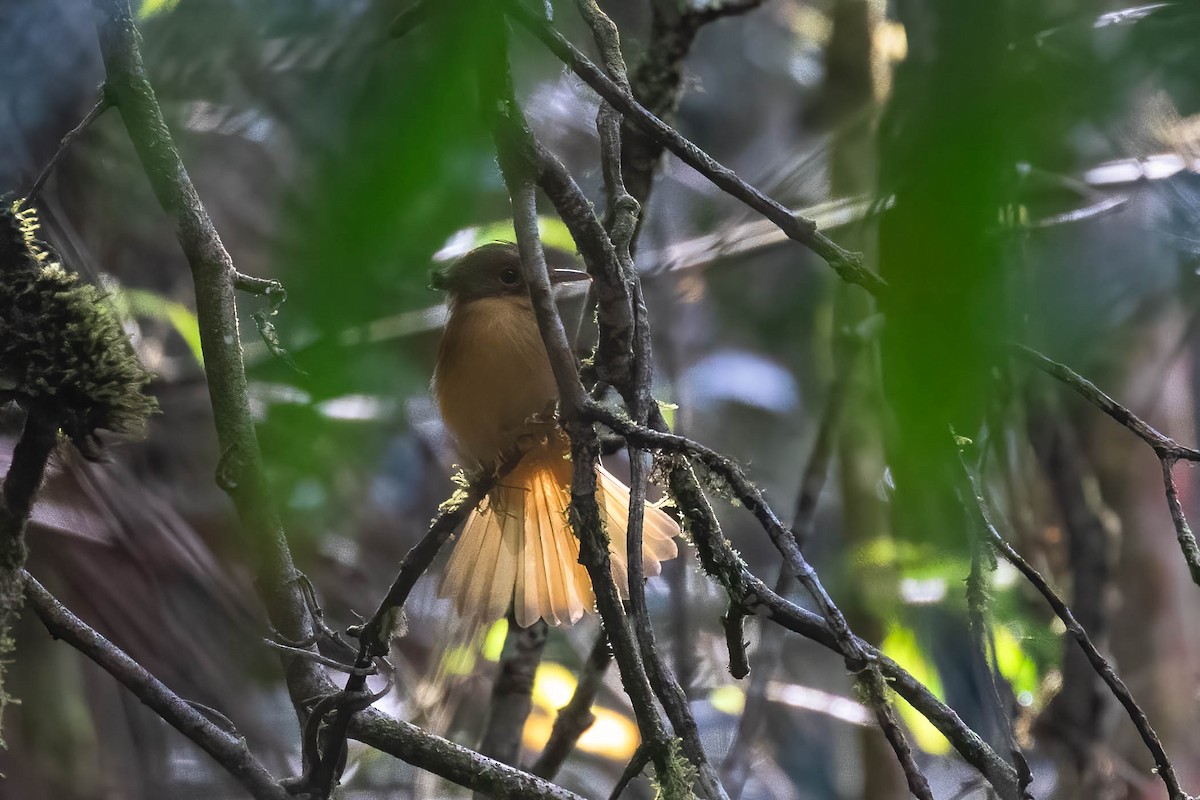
(549, 268), (591, 285)
(429, 269), (448, 291)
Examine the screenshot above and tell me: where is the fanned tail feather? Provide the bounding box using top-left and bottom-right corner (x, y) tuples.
(439, 437), (680, 627)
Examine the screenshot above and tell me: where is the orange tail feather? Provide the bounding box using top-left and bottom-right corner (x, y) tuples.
(439, 438), (680, 627)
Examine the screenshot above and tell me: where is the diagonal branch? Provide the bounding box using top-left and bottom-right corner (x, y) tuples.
(306, 468), (504, 795)
(665, 461), (1020, 799)
(721, 330), (860, 796)
(1016, 344), (1200, 585)
(503, 0), (885, 297)
(619, 0), (763, 217)
(24, 573), (292, 800)
(958, 459), (1190, 800)
(91, 0), (319, 660)
(349, 708), (586, 800)
(26, 93), (110, 203)
(531, 631), (611, 779)
(589, 404), (931, 796)
(1015, 345), (1200, 461)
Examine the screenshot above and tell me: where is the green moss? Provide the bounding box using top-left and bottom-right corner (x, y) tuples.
(0, 590), (16, 750)
(652, 738), (699, 800)
(0, 199), (157, 456)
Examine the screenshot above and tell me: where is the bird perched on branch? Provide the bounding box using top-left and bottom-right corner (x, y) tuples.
(430, 242), (679, 628)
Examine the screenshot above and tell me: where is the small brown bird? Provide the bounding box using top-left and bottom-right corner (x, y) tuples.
(431, 243), (679, 628)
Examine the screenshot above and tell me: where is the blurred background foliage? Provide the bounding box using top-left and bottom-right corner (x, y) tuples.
(3, 0), (1200, 798)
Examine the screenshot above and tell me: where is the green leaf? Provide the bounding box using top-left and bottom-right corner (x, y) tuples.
(881, 624), (950, 755)
(118, 288), (204, 365)
(657, 401), (679, 431)
(472, 217), (578, 254)
(138, 0), (180, 18)
(482, 618), (508, 661)
(993, 624), (1039, 698)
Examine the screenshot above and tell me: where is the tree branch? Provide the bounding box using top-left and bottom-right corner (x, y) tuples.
(958, 458), (1189, 800)
(24, 573), (292, 800)
(531, 632), (611, 779)
(1015, 345), (1200, 461)
(91, 0), (318, 658)
(721, 331), (860, 795)
(664, 461), (1020, 799)
(306, 470), (500, 795)
(482, 16), (692, 793)
(26, 93), (110, 203)
(504, 0), (885, 297)
(619, 0), (764, 215)
(1016, 344), (1200, 585)
(348, 708), (588, 800)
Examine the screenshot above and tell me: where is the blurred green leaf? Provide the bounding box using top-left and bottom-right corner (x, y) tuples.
(482, 618), (508, 662)
(881, 623), (950, 754)
(472, 217), (577, 253)
(138, 0), (180, 19)
(115, 288), (204, 365)
(657, 401), (679, 431)
(993, 624), (1039, 698)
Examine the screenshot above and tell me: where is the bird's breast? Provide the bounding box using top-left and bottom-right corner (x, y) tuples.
(433, 296), (560, 467)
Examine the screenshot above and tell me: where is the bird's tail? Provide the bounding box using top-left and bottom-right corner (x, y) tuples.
(439, 438), (679, 628)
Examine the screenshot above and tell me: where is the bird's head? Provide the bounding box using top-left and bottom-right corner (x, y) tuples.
(430, 242), (589, 304)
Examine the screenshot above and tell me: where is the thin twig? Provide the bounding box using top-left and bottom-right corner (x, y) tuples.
(25, 573), (292, 800)
(721, 332), (860, 794)
(504, 0), (886, 297)
(26, 95), (110, 202)
(665, 460), (1021, 799)
(965, 529), (1033, 797)
(1015, 345), (1200, 461)
(719, 571), (784, 799)
(307, 470), (499, 795)
(185, 700), (242, 739)
(354, 475), (496, 657)
(233, 271), (285, 298)
(1017, 344), (1200, 585)
(262, 639), (377, 676)
(959, 459), (1190, 800)
(1161, 458), (1200, 585)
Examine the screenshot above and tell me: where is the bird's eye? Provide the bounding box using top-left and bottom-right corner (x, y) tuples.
(499, 268), (520, 286)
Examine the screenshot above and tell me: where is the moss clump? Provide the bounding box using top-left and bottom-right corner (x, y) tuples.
(0, 199), (157, 457)
(652, 738), (699, 800)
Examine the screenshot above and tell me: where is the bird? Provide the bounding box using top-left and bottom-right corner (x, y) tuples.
(430, 242), (679, 629)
